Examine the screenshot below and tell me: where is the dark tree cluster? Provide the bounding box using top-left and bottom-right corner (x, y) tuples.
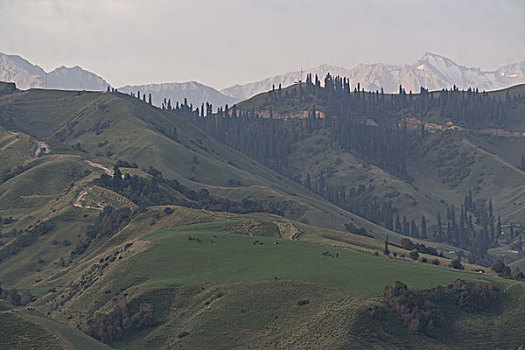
(400, 238), (438, 256)
(73, 206), (133, 256)
(383, 281), (443, 335)
(393, 213), (428, 240)
(96, 167), (178, 208)
(95, 165), (294, 218)
(434, 191), (507, 264)
(383, 279), (499, 336)
(82, 297), (156, 343)
(491, 259), (524, 280)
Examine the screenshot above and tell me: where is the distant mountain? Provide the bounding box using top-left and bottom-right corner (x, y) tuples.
(222, 65), (353, 100)
(118, 81), (239, 109)
(0, 52), (238, 108)
(0, 52), (109, 91)
(3, 51), (525, 107)
(222, 53), (525, 99)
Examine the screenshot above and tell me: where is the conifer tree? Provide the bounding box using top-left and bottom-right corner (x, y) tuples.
(421, 216), (427, 239)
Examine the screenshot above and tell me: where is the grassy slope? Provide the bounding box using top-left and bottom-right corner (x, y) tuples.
(125, 222), (511, 296)
(409, 131), (525, 223)
(33, 208), (520, 350)
(0, 88), (402, 236)
(110, 282), (525, 350)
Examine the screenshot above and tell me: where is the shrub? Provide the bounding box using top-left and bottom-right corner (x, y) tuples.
(297, 299), (310, 306)
(501, 266), (512, 277)
(450, 260), (464, 270)
(400, 238), (414, 250)
(491, 260), (505, 274)
(432, 259), (440, 265)
(409, 250), (419, 261)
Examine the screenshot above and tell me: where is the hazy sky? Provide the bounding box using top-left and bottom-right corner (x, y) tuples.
(1, 0), (524, 88)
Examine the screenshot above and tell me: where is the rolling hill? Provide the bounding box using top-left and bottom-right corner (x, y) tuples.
(0, 81), (523, 349)
(0, 82), (415, 239)
(196, 80), (525, 268)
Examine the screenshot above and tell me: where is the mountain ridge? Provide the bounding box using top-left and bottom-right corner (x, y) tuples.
(118, 80), (238, 108)
(222, 52), (525, 99)
(2, 51), (525, 108)
(0, 52), (109, 91)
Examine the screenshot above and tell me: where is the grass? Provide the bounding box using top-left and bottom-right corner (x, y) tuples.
(125, 221), (513, 297)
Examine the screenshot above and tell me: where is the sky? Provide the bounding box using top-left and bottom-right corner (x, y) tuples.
(1, 0), (524, 89)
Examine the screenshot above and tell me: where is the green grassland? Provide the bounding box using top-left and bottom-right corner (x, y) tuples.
(123, 221), (512, 295)
(34, 212), (521, 350)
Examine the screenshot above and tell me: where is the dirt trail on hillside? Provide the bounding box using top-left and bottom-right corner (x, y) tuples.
(73, 161), (114, 210)
(73, 185), (105, 210)
(463, 139), (525, 177)
(0, 137), (19, 152)
(84, 160), (113, 175)
(32, 141), (51, 157)
(277, 222), (302, 240)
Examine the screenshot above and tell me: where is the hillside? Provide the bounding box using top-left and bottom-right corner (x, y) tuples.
(0, 302), (110, 350)
(0, 84), (415, 239)
(193, 79), (525, 267)
(29, 206), (523, 349)
(0, 81), (523, 349)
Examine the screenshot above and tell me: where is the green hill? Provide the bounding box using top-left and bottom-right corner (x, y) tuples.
(0, 82), (523, 349)
(195, 79), (525, 266)
(27, 206), (521, 349)
(0, 87), (402, 237)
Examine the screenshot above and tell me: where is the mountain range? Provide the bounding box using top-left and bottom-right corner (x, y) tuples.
(0, 52), (109, 91)
(1, 51), (525, 108)
(222, 53), (525, 99)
